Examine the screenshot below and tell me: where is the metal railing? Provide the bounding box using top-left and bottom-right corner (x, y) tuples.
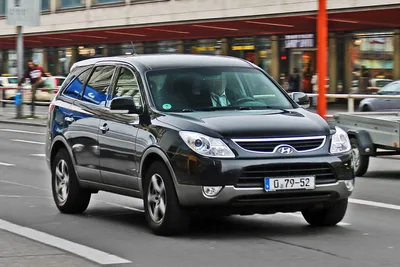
(0, 87), (57, 107)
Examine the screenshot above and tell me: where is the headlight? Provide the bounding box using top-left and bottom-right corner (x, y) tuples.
(179, 131), (235, 158)
(330, 126), (351, 154)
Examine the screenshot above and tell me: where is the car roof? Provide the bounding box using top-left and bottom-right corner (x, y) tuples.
(72, 54), (254, 71)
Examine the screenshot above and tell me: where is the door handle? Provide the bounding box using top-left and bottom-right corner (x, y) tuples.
(99, 124), (109, 133)
(64, 116), (75, 123)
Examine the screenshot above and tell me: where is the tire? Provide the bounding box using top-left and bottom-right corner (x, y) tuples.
(143, 161), (189, 236)
(350, 137), (369, 177)
(302, 198), (348, 227)
(362, 105), (372, 112)
(51, 148), (91, 214)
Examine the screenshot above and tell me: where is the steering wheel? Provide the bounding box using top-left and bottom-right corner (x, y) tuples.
(233, 96), (256, 105)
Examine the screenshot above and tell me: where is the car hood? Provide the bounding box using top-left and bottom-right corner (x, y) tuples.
(156, 109), (331, 138)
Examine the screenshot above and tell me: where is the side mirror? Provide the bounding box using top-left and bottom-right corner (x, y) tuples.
(291, 92), (311, 109)
(110, 96), (138, 114)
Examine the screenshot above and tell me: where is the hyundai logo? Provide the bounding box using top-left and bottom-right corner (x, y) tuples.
(277, 146), (294, 155)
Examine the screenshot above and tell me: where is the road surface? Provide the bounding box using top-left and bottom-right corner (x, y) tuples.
(0, 123), (399, 267)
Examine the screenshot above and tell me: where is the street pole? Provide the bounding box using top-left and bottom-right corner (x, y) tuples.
(16, 25), (24, 119)
(317, 0), (327, 118)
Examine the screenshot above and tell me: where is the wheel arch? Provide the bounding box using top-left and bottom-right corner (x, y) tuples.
(139, 147), (178, 193)
(347, 129), (375, 156)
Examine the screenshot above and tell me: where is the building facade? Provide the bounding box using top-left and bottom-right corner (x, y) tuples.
(0, 0), (400, 93)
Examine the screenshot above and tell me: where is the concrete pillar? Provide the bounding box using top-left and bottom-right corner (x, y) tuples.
(393, 30), (400, 80)
(70, 47), (78, 69)
(328, 33), (337, 104)
(136, 43), (144, 54)
(86, 0), (92, 9)
(42, 48), (49, 72)
(1, 51), (8, 75)
(343, 36), (353, 94)
(271, 35), (280, 82)
(177, 41), (184, 53)
(220, 38), (229, 56)
(51, 0), (57, 13)
(102, 45), (108, 56)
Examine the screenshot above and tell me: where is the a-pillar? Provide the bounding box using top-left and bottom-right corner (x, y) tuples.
(271, 35), (280, 82)
(393, 30), (400, 80)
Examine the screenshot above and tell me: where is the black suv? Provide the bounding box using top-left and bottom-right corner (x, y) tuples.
(45, 54), (355, 235)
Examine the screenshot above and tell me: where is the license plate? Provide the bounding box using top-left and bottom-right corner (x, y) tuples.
(264, 176), (315, 191)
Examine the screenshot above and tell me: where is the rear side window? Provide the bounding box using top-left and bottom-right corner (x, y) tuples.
(82, 65), (116, 105)
(63, 67), (92, 99)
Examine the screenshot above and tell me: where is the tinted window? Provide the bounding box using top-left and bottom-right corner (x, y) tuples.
(146, 67), (293, 112)
(83, 66), (116, 105)
(7, 78), (18, 84)
(110, 67), (142, 108)
(63, 68), (92, 99)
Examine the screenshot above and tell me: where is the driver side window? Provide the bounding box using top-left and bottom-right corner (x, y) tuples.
(111, 67), (142, 108)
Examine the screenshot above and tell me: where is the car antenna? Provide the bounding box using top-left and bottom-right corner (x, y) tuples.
(131, 41), (137, 56)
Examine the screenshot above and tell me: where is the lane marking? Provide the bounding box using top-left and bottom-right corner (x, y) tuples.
(11, 139), (45, 145)
(0, 129), (45, 135)
(0, 219), (131, 265)
(0, 162), (15, 167)
(0, 180), (49, 192)
(95, 200), (144, 213)
(30, 154), (46, 157)
(350, 198), (400, 211)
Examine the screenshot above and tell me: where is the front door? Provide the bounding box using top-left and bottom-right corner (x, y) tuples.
(98, 66), (142, 191)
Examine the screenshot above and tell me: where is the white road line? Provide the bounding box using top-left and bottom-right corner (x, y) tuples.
(0, 180), (49, 192)
(0, 129), (45, 135)
(94, 200), (144, 213)
(0, 162), (15, 167)
(0, 219), (131, 265)
(350, 198), (400, 211)
(30, 154), (46, 157)
(11, 139), (45, 145)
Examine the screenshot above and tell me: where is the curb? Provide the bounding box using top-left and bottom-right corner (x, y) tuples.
(0, 119), (47, 127)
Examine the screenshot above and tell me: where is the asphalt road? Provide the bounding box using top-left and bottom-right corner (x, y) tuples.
(0, 122), (400, 267)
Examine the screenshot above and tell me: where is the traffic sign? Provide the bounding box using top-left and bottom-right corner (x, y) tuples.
(6, 0), (41, 27)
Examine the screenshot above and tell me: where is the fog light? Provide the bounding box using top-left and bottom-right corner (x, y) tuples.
(345, 180), (354, 192)
(202, 186), (223, 198)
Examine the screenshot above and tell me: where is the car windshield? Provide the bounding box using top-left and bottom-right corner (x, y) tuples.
(376, 80), (392, 88)
(146, 67), (294, 112)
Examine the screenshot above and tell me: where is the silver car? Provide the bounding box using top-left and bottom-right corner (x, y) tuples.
(359, 80), (400, 112)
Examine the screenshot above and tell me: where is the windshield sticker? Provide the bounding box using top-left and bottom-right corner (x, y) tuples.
(162, 103), (172, 110)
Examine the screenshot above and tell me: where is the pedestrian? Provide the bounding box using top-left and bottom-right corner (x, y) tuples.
(18, 60), (51, 117)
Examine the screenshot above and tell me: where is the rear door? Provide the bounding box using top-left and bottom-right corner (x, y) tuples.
(67, 64), (118, 183)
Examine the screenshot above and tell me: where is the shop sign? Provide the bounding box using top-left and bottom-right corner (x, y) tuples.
(232, 45), (255, 51)
(284, 34), (314, 48)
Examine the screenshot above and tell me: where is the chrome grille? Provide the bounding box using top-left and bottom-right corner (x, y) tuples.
(233, 136), (326, 153)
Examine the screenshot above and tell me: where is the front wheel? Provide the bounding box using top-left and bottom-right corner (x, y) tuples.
(302, 198), (348, 227)
(51, 148), (91, 214)
(350, 137), (369, 177)
(143, 161), (189, 236)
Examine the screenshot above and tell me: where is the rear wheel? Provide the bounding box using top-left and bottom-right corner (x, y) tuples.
(143, 161), (189, 236)
(350, 137), (369, 177)
(302, 199), (348, 227)
(51, 148), (91, 214)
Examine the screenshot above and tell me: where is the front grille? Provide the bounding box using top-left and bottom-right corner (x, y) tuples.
(234, 137), (325, 153)
(237, 163), (337, 188)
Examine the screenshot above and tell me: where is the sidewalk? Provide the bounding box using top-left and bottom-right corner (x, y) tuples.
(0, 229), (99, 267)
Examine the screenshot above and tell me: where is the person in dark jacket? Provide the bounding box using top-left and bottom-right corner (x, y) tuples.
(18, 60), (50, 116)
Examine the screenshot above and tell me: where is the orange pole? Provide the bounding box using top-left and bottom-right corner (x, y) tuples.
(317, 0), (328, 118)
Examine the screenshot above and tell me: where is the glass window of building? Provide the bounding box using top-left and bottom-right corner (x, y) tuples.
(8, 51), (17, 76)
(158, 41), (178, 53)
(42, 0), (50, 10)
(77, 45), (105, 61)
(0, 0), (6, 15)
(94, 0), (125, 4)
(58, 47), (74, 76)
(189, 39), (221, 55)
(60, 0), (84, 8)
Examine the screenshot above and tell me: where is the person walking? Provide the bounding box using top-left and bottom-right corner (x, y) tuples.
(18, 60), (50, 116)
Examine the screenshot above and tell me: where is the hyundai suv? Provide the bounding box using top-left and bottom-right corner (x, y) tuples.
(45, 54), (355, 235)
